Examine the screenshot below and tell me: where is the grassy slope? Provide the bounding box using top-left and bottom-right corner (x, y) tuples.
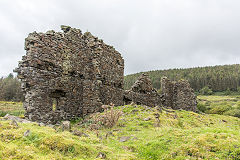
(0, 104), (240, 160)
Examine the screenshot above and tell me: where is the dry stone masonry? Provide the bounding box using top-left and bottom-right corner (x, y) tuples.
(15, 26), (197, 124)
(124, 75), (197, 112)
(161, 77), (198, 112)
(15, 25), (124, 124)
(123, 74), (161, 107)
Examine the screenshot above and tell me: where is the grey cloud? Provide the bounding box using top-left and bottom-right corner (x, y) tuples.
(0, 0), (240, 76)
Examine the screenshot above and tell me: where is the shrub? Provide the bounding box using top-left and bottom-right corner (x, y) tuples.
(237, 87), (240, 94)
(224, 88), (232, 96)
(207, 105), (232, 115)
(199, 86), (213, 95)
(197, 102), (207, 112)
(100, 104), (123, 128)
(233, 101), (240, 110)
(224, 109), (240, 118)
(86, 104), (123, 129)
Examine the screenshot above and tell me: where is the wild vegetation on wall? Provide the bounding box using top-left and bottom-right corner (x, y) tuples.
(125, 64), (240, 93)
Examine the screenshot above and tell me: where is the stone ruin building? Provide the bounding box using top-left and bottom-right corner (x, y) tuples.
(161, 77), (198, 112)
(124, 74), (161, 107)
(15, 26), (197, 124)
(15, 26), (124, 124)
(123, 75), (197, 112)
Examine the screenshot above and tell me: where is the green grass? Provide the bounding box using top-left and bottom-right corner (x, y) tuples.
(198, 95), (238, 101)
(0, 101), (24, 117)
(198, 95), (240, 118)
(1, 104), (240, 159)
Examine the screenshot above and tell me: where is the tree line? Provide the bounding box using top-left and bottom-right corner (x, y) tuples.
(124, 64), (240, 92)
(0, 73), (24, 102)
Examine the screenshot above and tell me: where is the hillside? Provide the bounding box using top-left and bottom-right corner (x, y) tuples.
(0, 101), (240, 159)
(124, 64), (240, 92)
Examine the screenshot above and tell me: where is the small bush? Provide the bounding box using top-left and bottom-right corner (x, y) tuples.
(224, 88), (232, 96)
(86, 104), (123, 129)
(237, 87), (240, 94)
(197, 102), (207, 112)
(99, 104), (123, 128)
(0, 111), (7, 117)
(205, 101), (211, 106)
(199, 86), (213, 95)
(207, 105), (232, 115)
(234, 102), (240, 110)
(224, 109), (240, 118)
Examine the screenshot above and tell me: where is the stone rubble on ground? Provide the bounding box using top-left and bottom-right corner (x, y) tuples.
(61, 120), (71, 131)
(38, 122), (45, 127)
(24, 130), (31, 137)
(4, 114), (31, 123)
(96, 152), (106, 159)
(10, 120), (19, 127)
(72, 130), (89, 137)
(119, 136), (131, 142)
(143, 117), (151, 121)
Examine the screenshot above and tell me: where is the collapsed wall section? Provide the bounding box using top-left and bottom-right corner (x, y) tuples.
(124, 74), (161, 107)
(161, 77), (198, 112)
(15, 26), (124, 124)
(124, 74), (197, 112)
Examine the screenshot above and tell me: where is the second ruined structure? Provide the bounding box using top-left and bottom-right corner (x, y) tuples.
(124, 74), (161, 107)
(161, 77), (198, 112)
(124, 74), (197, 112)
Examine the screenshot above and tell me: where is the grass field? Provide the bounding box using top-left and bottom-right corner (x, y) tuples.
(197, 95), (240, 118)
(0, 101), (24, 117)
(0, 96), (240, 159)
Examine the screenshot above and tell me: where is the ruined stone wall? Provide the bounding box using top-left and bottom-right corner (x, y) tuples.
(124, 74), (161, 107)
(161, 77), (174, 107)
(124, 75), (197, 111)
(172, 80), (198, 112)
(15, 26), (124, 124)
(161, 77), (197, 112)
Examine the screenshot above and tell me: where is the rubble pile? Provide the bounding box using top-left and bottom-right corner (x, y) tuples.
(123, 74), (161, 107)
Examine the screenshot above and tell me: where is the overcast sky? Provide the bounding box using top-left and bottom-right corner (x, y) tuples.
(0, 0), (240, 76)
